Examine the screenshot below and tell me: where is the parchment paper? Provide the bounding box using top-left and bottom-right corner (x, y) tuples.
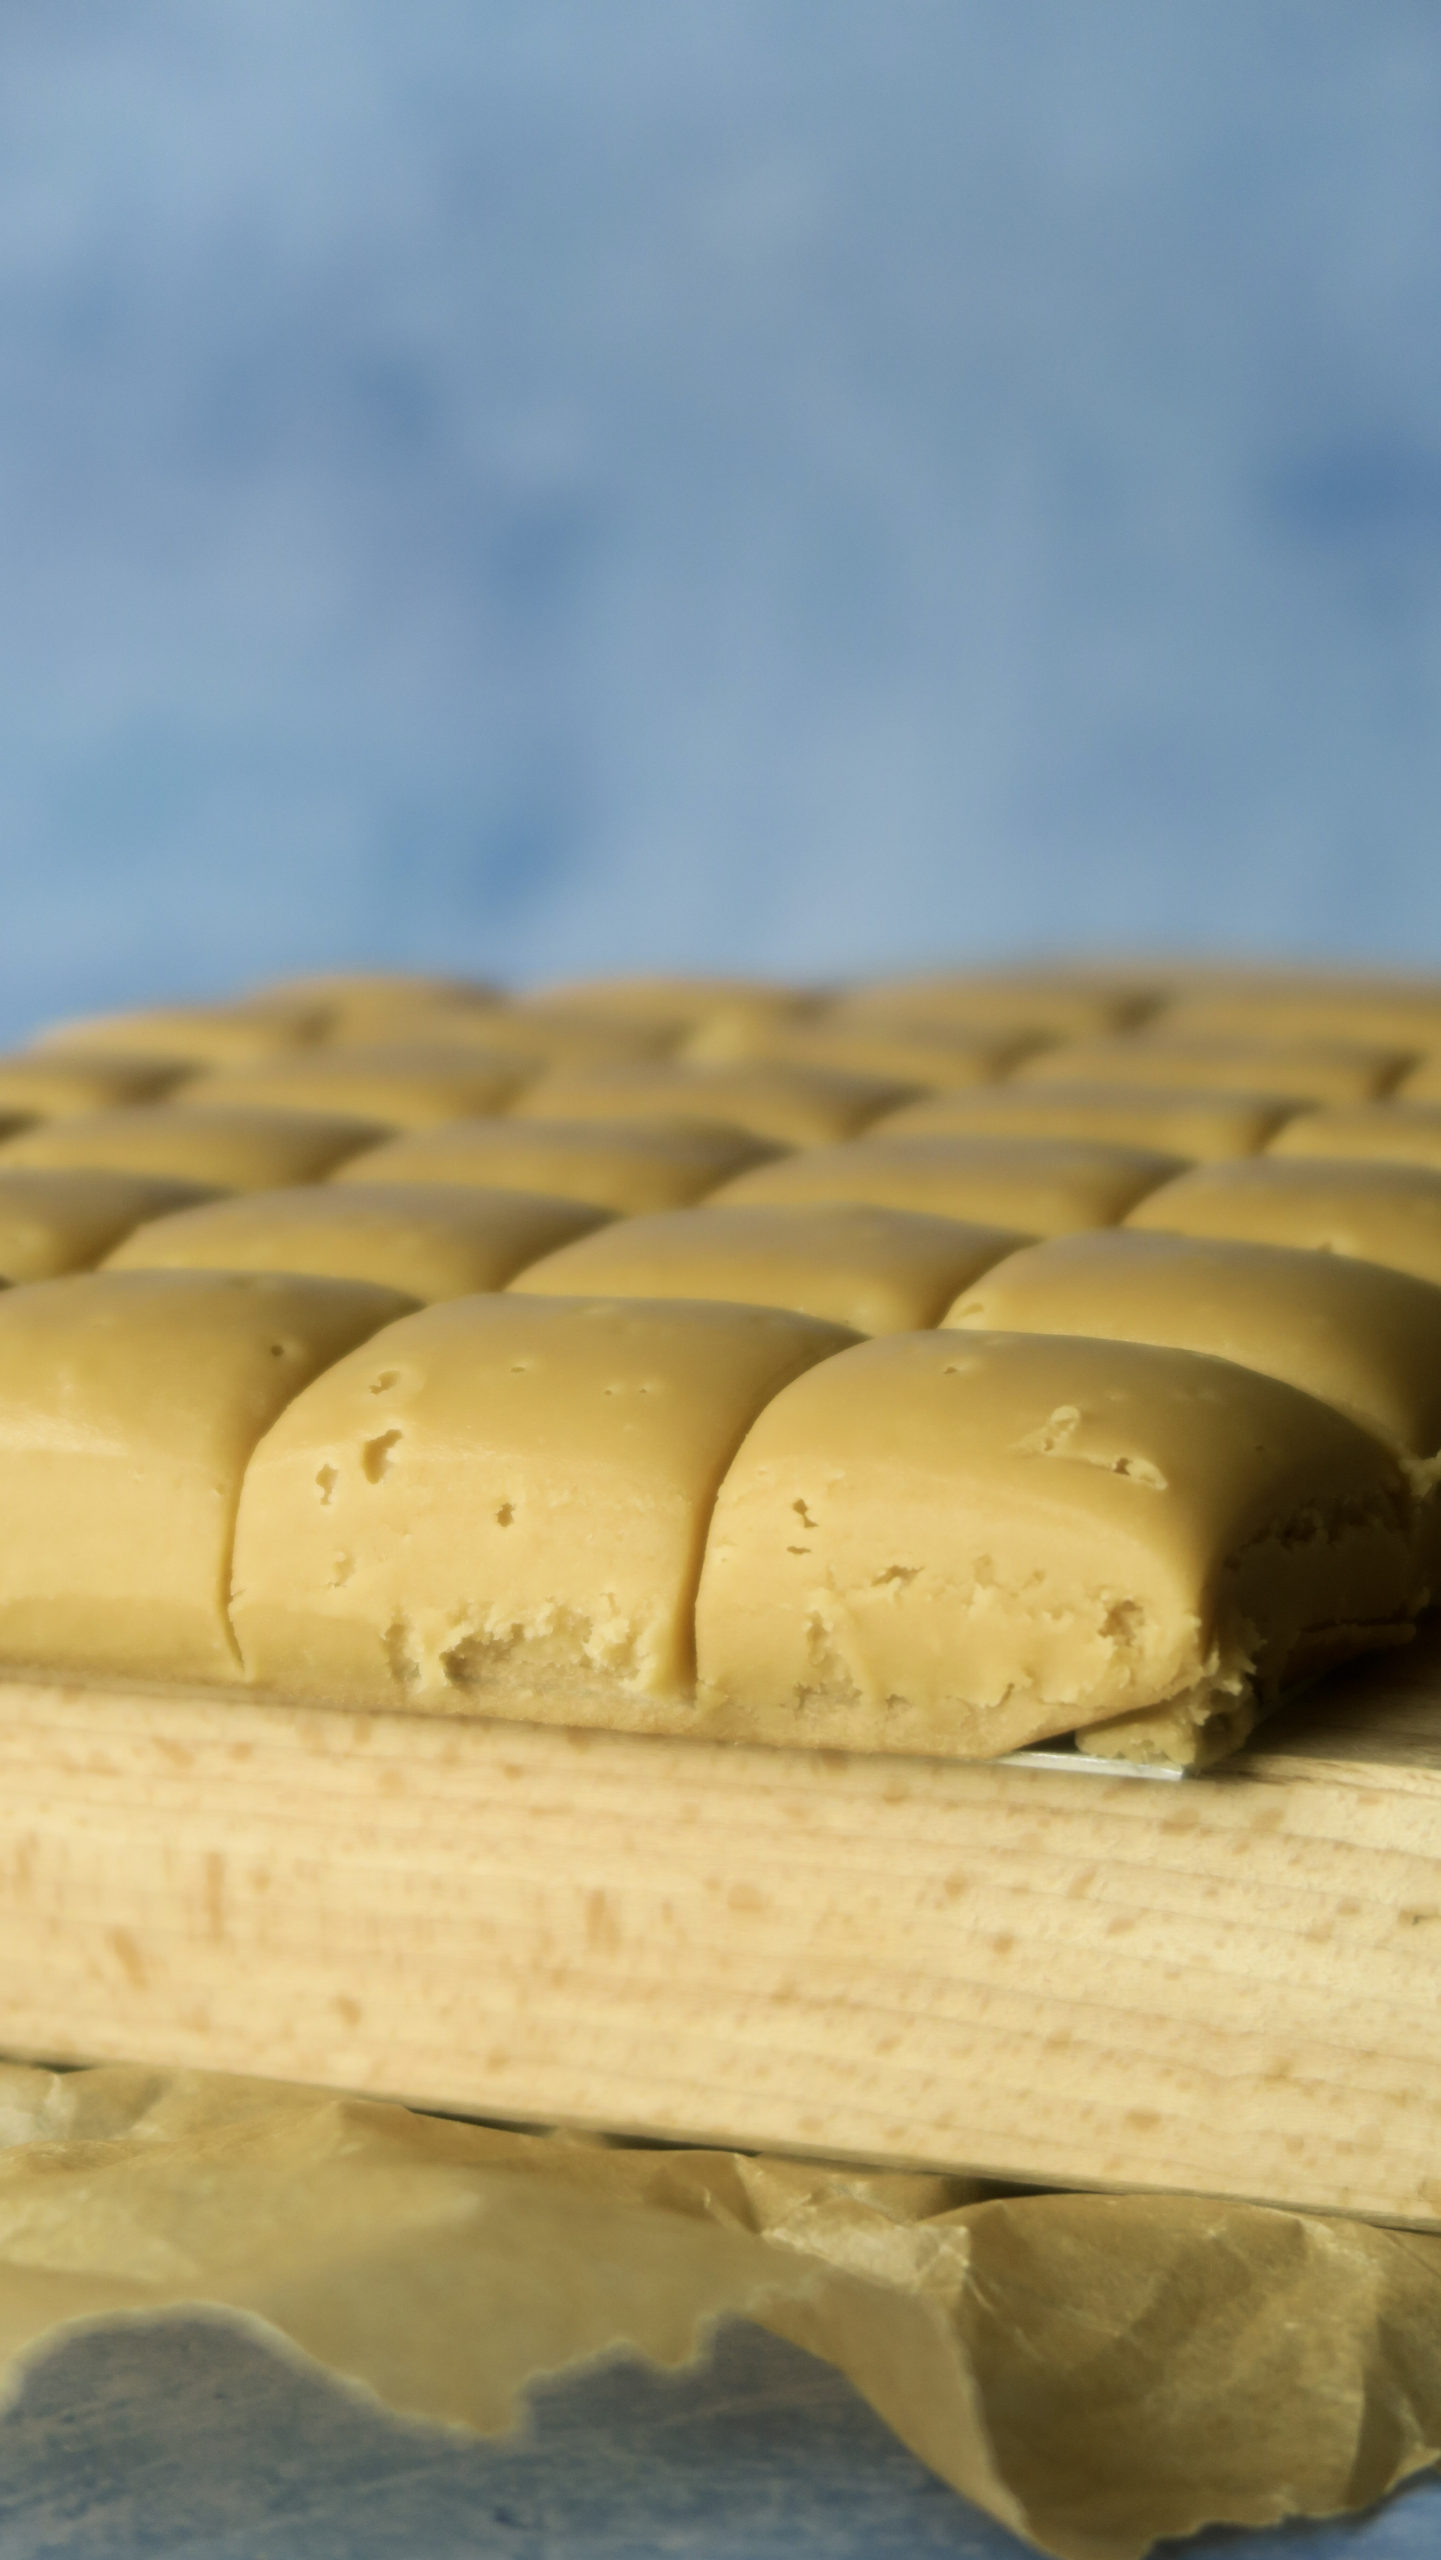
(0, 2063), (1437, 2559)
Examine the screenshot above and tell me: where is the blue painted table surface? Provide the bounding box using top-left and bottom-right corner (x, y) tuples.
(1, 2315), (1437, 2559)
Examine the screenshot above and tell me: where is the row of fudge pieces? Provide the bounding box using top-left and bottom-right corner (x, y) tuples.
(0, 962), (1440, 1769)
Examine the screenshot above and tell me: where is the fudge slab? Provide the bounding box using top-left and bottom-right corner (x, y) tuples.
(1156, 979), (1441, 1051)
(829, 973), (1154, 1037)
(0, 1270), (413, 1684)
(231, 1294), (853, 1720)
(878, 1081), (1302, 1160)
(385, 1006), (677, 1066)
(943, 1228), (1441, 1474)
(106, 1181), (609, 1301)
(693, 1329), (1420, 1765)
(678, 1015), (1036, 1084)
(250, 971), (501, 1037)
(0, 1105), (389, 1189)
(513, 1203), (1029, 1334)
(1014, 1033), (1410, 1105)
(35, 1000), (325, 1066)
(0, 1050), (194, 1116)
(1398, 1053), (1441, 1102)
(1125, 1155), (1441, 1287)
(185, 1042), (537, 1128)
(712, 1133), (1184, 1232)
(520, 977), (816, 1041)
(333, 1117), (780, 1214)
(1268, 1101), (1441, 1174)
(511, 1060), (915, 1147)
(0, 1170), (223, 1281)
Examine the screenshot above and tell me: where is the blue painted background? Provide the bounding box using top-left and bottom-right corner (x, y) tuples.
(4, 2315), (1438, 2558)
(3, 1), (1441, 1033)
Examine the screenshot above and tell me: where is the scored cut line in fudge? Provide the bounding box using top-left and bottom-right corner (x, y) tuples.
(1156, 979), (1441, 1051)
(331, 1116), (784, 1214)
(512, 1201), (1031, 1334)
(1011, 1033), (1412, 1105)
(826, 972), (1159, 1037)
(33, 999), (327, 1066)
(1124, 1155), (1441, 1288)
(183, 1042), (539, 1128)
(710, 1132), (1185, 1232)
(0, 1051), (197, 1116)
(0, 1269), (416, 1684)
(675, 1014), (1040, 1083)
(1267, 1102), (1441, 1174)
(517, 976), (820, 1041)
(230, 1293), (856, 1718)
(0, 1169), (229, 1281)
(943, 1227), (1441, 1474)
(1397, 1053), (1441, 1102)
(0, 1104), (391, 1190)
(105, 1180), (611, 1301)
(509, 1059), (919, 1147)
(247, 971), (502, 1038)
(875, 1081), (1305, 1160)
(345, 1006), (679, 1067)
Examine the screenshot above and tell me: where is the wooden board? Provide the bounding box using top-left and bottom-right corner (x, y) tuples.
(5, 1633), (1441, 2227)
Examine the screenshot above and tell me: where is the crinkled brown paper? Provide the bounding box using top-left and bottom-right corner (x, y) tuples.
(0, 2062), (1438, 2558)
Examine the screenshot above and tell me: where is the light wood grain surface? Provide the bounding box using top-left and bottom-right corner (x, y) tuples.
(5, 1633), (1441, 2226)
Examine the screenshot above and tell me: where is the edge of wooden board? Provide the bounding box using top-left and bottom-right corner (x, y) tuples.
(0, 1629), (1439, 2225)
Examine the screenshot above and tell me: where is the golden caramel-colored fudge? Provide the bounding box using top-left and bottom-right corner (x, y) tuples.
(0, 1105), (388, 1189)
(333, 1117), (779, 1215)
(1399, 1054), (1441, 1102)
(511, 1059), (914, 1147)
(0, 1270), (413, 1682)
(1013, 1033), (1409, 1105)
(0, 1112), (49, 1153)
(711, 1133), (1184, 1232)
(34, 1000), (325, 1066)
(519, 976), (817, 1042)
(828, 972), (1155, 1038)
(678, 1013), (1039, 1083)
(943, 1228), (1441, 1474)
(0, 1170), (225, 1281)
(1157, 977), (1441, 1051)
(876, 1082), (1301, 1160)
(0, 1051), (194, 1116)
(693, 1330), (1420, 1765)
(393, 1006), (677, 1067)
(250, 971), (501, 1037)
(1125, 1156), (1441, 1288)
(513, 1203), (1028, 1334)
(230, 1294), (853, 1716)
(106, 1180), (609, 1300)
(184, 1042), (535, 1128)
(1267, 1102), (1441, 1174)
